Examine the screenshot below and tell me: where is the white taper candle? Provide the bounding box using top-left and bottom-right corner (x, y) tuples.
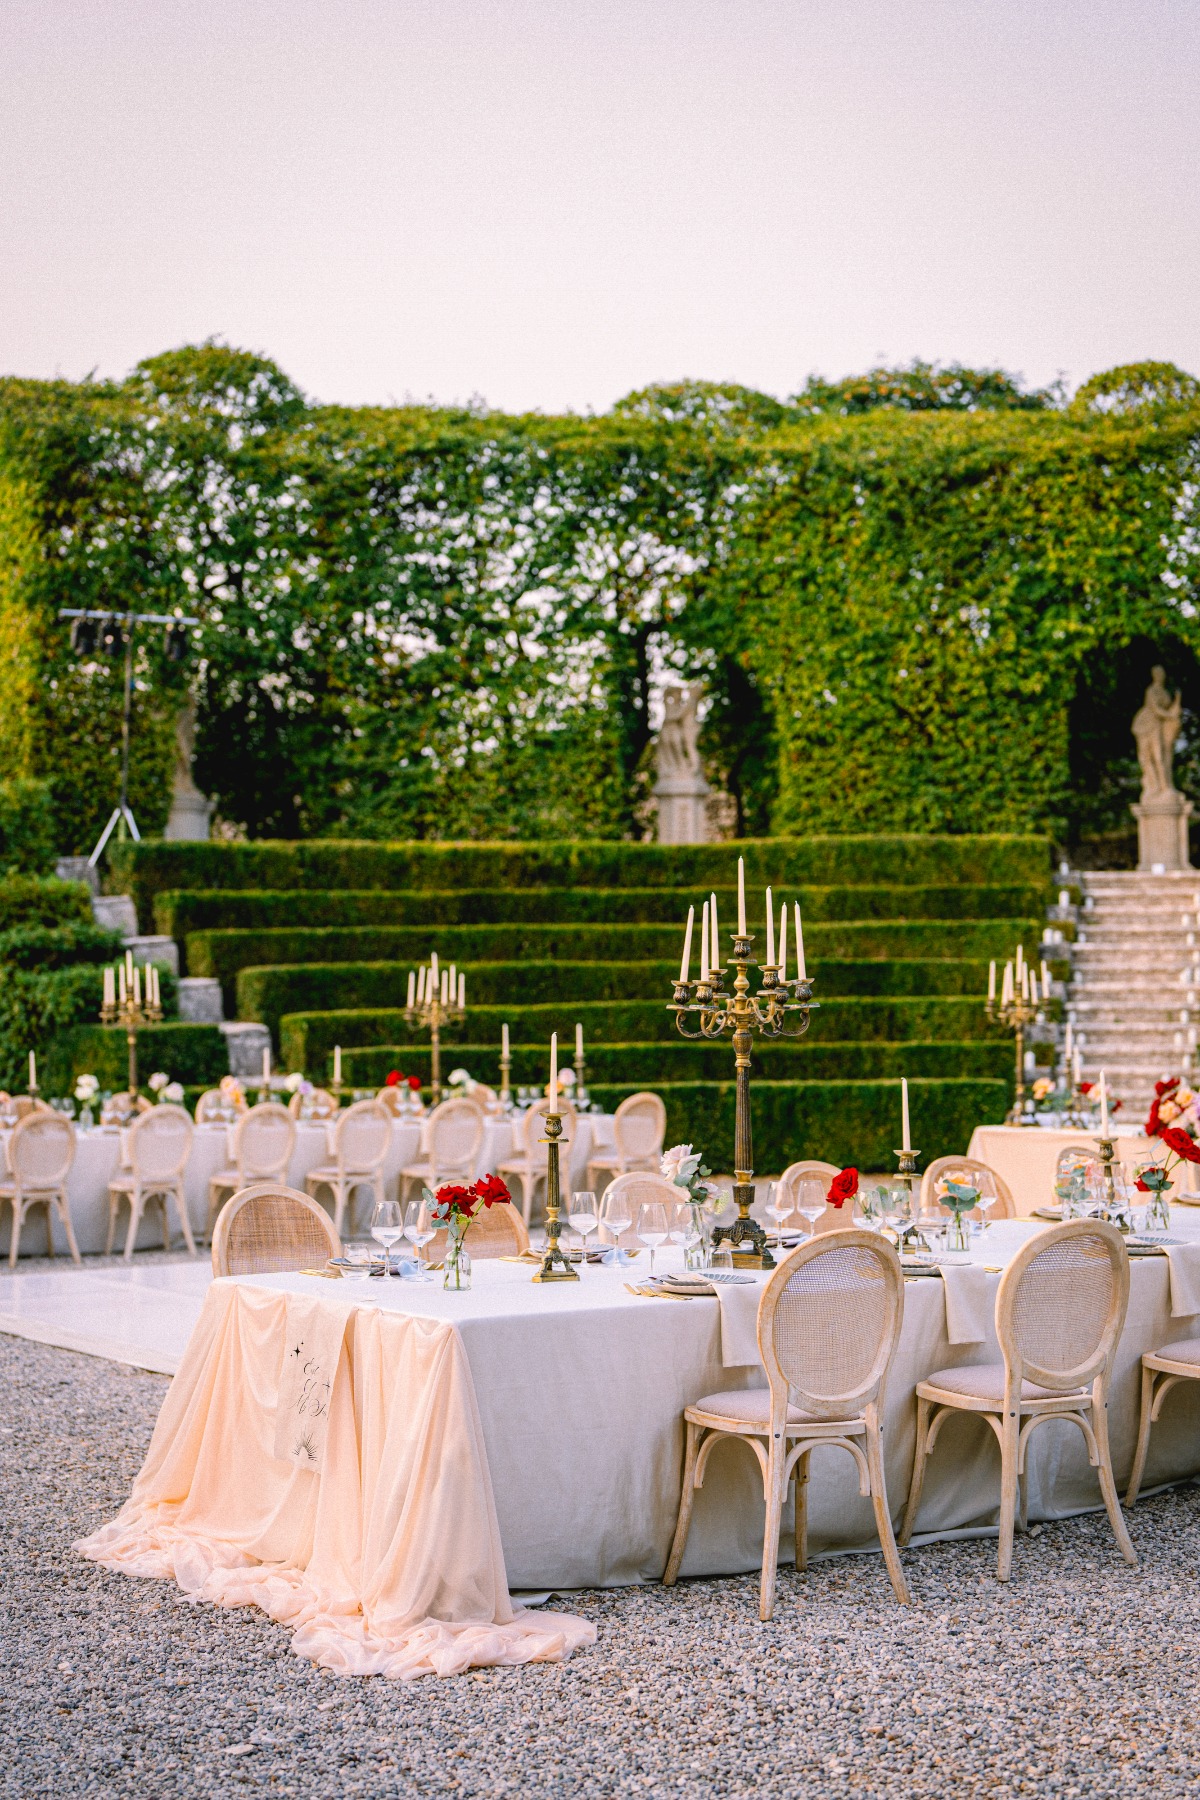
(765, 887), (774, 965)
(502, 1022), (509, 1057)
(549, 1032), (557, 1109)
(794, 903), (806, 982)
(680, 906), (694, 983)
(700, 901), (710, 978)
(988, 960), (996, 1002)
(576, 1022), (583, 1062)
(901, 1077), (910, 1151)
(29, 1050), (36, 1091)
(458, 973), (465, 1008)
(1099, 1071), (1109, 1135)
(710, 892), (719, 968)
(334, 1045), (342, 1085)
(737, 858), (746, 937)
(262, 1044), (270, 1083)
(778, 901), (788, 982)
(407, 970), (415, 1008)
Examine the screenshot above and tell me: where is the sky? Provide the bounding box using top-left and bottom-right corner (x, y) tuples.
(3, 0), (1198, 415)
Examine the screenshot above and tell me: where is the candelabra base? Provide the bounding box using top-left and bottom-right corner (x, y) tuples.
(711, 1183), (774, 1269)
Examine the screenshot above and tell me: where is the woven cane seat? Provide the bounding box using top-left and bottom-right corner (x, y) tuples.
(1146, 1337), (1200, 1367)
(919, 1364), (1086, 1403)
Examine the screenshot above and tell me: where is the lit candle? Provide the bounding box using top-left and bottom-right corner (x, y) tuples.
(549, 1032), (558, 1109)
(458, 973), (465, 1008)
(118, 962), (127, 1004)
(1099, 1071), (1109, 1135)
(679, 906), (694, 983)
(502, 1022), (509, 1058)
(28, 1051), (36, 1092)
(576, 1022), (584, 1063)
(710, 892), (719, 969)
(794, 903), (806, 982)
(700, 901), (710, 978)
(765, 887), (775, 965)
(333, 1044), (342, 1085)
(737, 858), (747, 937)
(988, 960), (996, 1003)
(901, 1076), (910, 1151)
(407, 970), (415, 1008)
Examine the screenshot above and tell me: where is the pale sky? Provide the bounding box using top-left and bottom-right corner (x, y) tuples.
(3, 0), (1198, 414)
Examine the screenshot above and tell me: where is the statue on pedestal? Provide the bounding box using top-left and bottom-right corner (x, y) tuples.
(654, 682), (711, 844)
(1131, 666), (1192, 869)
(164, 693), (214, 842)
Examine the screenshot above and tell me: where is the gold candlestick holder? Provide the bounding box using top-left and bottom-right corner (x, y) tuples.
(499, 1044), (513, 1114)
(670, 932), (817, 1268)
(986, 982), (1039, 1126)
(404, 980), (465, 1107)
(100, 986), (163, 1100)
(573, 1045), (591, 1114)
(533, 1110), (578, 1282)
(892, 1147), (928, 1254)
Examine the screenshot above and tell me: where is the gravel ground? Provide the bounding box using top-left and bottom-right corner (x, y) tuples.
(3, 1331), (1200, 1799)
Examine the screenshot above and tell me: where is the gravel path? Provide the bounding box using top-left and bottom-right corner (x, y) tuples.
(3, 1330), (1200, 1799)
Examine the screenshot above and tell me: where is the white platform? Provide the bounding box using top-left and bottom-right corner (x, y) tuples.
(0, 1262), (211, 1374)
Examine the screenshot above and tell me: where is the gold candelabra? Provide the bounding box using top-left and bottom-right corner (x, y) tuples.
(670, 928), (816, 1268)
(533, 1109), (578, 1282)
(100, 957), (163, 1099)
(404, 956), (465, 1107)
(986, 957), (1040, 1126)
(499, 1040), (513, 1113)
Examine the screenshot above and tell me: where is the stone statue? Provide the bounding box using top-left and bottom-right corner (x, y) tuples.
(654, 682), (711, 844)
(1132, 666), (1183, 799)
(164, 692), (214, 842)
(1130, 665), (1192, 870)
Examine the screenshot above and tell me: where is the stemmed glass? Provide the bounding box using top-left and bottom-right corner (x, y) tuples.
(568, 1191), (599, 1270)
(973, 1169), (997, 1238)
(600, 1188), (632, 1251)
(637, 1201), (669, 1276)
(668, 1200), (694, 1263)
(765, 1181), (792, 1247)
(796, 1177), (826, 1240)
(403, 1198), (436, 1276)
(371, 1200), (404, 1275)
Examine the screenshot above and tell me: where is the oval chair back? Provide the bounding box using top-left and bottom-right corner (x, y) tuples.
(289, 1087), (337, 1120)
(128, 1105), (194, 1182)
(920, 1155), (1015, 1222)
(10, 1111), (76, 1189)
(333, 1098), (391, 1171)
(612, 1092), (666, 1167)
(427, 1198), (531, 1263)
(997, 1219), (1128, 1395)
(212, 1181), (342, 1277)
(759, 1229), (905, 1422)
(778, 1159), (843, 1234)
(521, 1095), (578, 1168)
(425, 1097), (487, 1174)
(194, 1089), (225, 1124)
(234, 1101), (296, 1180)
(597, 1169), (680, 1248)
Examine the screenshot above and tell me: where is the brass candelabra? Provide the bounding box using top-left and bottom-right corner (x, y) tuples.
(670, 933), (816, 1267)
(986, 982), (1039, 1126)
(100, 967), (163, 1100)
(532, 1109), (578, 1282)
(404, 962), (465, 1106)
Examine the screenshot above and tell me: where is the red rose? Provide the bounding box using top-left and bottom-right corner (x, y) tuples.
(826, 1166), (858, 1208)
(1161, 1127), (1200, 1163)
(1078, 1082), (1094, 1096)
(1156, 1078), (1181, 1098)
(1146, 1079), (1177, 1138)
(473, 1172), (511, 1208)
(435, 1183), (476, 1215)
(385, 1071), (402, 1087)
(407, 1075), (422, 1091)
(1136, 1177), (1151, 1193)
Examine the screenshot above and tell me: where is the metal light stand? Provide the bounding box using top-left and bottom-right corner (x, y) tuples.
(404, 984), (465, 1107)
(533, 1111), (578, 1282)
(100, 984), (163, 1100)
(670, 931), (817, 1268)
(985, 984), (1040, 1126)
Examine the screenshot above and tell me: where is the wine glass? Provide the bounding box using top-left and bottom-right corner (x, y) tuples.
(371, 1199), (404, 1274)
(568, 1191), (599, 1270)
(796, 1177), (826, 1240)
(765, 1180), (792, 1246)
(973, 1169), (997, 1237)
(403, 1198), (436, 1275)
(637, 1201), (668, 1276)
(600, 1188), (632, 1250)
(667, 1199), (693, 1256)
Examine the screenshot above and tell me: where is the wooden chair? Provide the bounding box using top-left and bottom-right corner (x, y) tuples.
(211, 1181), (341, 1278)
(899, 1220), (1135, 1580)
(919, 1156), (1015, 1222)
(594, 1169), (682, 1249)
(206, 1102), (297, 1239)
(498, 1097), (578, 1225)
(399, 1096), (486, 1203)
(427, 1201), (532, 1263)
(304, 1098), (391, 1235)
(664, 1229), (910, 1618)
(1126, 1337), (1200, 1505)
(585, 1092), (667, 1194)
(11, 1096), (51, 1121)
(0, 1112), (79, 1266)
(288, 1087), (337, 1120)
(105, 1104), (197, 1261)
(777, 1159), (843, 1234)
(194, 1089), (225, 1124)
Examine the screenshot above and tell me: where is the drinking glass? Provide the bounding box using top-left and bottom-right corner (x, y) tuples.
(765, 1180), (792, 1245)
(709, 1243), (734, 1272)
(796, 1177), (826, 1239)
(600, 1189), (632, 1249)
(343, 1241), (373, 1282)
(974, 1170), (997, 1236)
(637, 1202), (668, 1276)
(403, 1198), (437, 1275)
(371, 1199), (404, 1273)
(568, 1191), (599, 1269)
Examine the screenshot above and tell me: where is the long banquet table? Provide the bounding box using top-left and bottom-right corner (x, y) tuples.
(78, 1215), (1200, 1680)
(967, 1124), (1200, 1214)
(0, 1111), (617, 1258)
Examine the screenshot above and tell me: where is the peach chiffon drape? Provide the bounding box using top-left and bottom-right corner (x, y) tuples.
(76, 1281), (594, 1679)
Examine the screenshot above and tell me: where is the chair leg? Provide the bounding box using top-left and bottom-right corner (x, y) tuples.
(760, 1432), (788, 1622)
(104, 1194), (117, 1257)
(44, 1200), (55, 1260)
(160, 1193), (171, 1252)
(899, 1395), (933, 1546)
(57, 1192), (82, 1265)
(520, 1171), (533, 1228)
(865, 1414), (911, 1605)
(663, 1421), (702, 1587)
(1092, 1397), (1137, 1565)
(1125, 1363), (1156, 1507)
(1018, 1462), (1029, 1535)
(7, 1199), (19, 1269)
(794, 1450), (810, 1572)
(174, 1182), (197, 1258)
(997, 1413), (1020, 1581)
(122, 1191), (141, 1262)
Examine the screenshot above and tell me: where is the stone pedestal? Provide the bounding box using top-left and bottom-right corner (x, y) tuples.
(178, 977), (224, 1024)
(1132, 792), (1193, 871)
(165, 788), (213, 842)
(655, 773), (711, 845)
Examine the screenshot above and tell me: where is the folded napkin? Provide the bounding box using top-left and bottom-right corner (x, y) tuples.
(713, 1279), (768, 1367)
(599, 1248), (637, 1267)
(272, 1292), (349, 1471)
(938, 1263), (994, 1346)
(1165, 1241), (1200, 1317)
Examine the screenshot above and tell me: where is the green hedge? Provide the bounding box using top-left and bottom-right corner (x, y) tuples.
(156, 882), (1053, 939)
(280, 996), (1004, 1073)
(40, 1023), (229, 1095)
(338, 1038), (1016, 1087)
(0, 876), (93, 932)
(0, 779), (56, 875)
(112, 834), (1051, 923)
(580, 1079), (1008, 1170)
(0, 921), (123, 970)
(191, 923), (1046, 988)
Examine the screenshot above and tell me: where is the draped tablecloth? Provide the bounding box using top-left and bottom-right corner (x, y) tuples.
(966, 1125), (1200, 1214)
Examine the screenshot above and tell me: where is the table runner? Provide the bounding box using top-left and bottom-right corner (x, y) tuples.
(76, 1280), (594, 1679)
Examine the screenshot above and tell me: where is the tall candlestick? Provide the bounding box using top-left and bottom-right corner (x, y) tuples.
(333, 1044), (342, 1085)
(576, 1022), (584, 1063)
(104, 966), (115, 1008)
(1073, 1047), (1082, 1086)
(765, 886), (775, 965)
(28, 1050), (36, 1092)
(710, 892), (719, 968)
(794, 903), (806, 982)
(901, 1076), (911, 1151)
(1099, 1071), (1109, 1136)
(132, 964), (141, 1006)
(988, 960), (996, 1003)
(407, 970), (415, 1008)
(679, 906), (694, 983)
(119, 962), (127, 1004)
(737, 858), (747, 937)
(458, 973), (465, 1008)
(502, 1022), (509, 1057)
(549, 1032), (558, 1109)
(778, 901), (788, 982)
(700, 901), (710, 979)
(262, 1044), (270, 1084)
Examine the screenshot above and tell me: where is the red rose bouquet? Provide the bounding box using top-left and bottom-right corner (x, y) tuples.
(422, 1172), (512, 1289)
(826, 1167), (858, 1209)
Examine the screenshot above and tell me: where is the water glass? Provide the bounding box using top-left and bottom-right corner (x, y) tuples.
(765, 1180), (792, 1244)
(600, 1189), (632, 1248)
(796, 1176), (826, 1239)
(403, 1198), (437, 1274)
(371, 1199), (404, 1273)
(708, 1243), (734, 1272)
(343, 1241), (373, 1282)
(637, 1201), (668, 1276)
(568, 1191), (599, 1268)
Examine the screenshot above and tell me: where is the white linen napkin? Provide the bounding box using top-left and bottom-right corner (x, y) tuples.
(272, 1291), (349, 1470)
(938, 1264), (993, 1346)
(713, 1279), (767, 1367)
(1165, 1241), (1200, 1317)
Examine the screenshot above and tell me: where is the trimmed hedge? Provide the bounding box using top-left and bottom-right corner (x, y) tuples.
(156, 882), (1053, 939)
(192, 924), (1046, 988)
(0, 876), (92, 933)
(580, 1079), (1009, 1170)
(40, 1023), (229, 1095)
(0, 778), (56, 875)
(112, 834), (1052, 923)
(338, 1038), (1016, 1087)
(0, 921), (123, 970)
(280, 997), (1005, 1074)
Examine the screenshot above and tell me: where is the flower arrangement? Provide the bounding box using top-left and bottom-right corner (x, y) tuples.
(423, 1173), (513, 1289)
(1032, 1077), (1055, 1105)
(1145, 1077), (1199, 1142)
(219, 1075), (246, 1111)
(385, 1070), (423, 1091)
(74, 1073), (99, 1106)
(826, 1167), (858, 1210)
(661, 1143), (718, 1208)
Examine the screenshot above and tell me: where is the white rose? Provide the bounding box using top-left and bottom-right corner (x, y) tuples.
(148, 1072), (169, 1093)
(660, 1143), (693, 1178)
(163, 1082), (185, 1104)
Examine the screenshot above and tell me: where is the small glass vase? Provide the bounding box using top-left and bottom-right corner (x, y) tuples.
(1145, 1186), (1172, 1234)
(443, 1233), (472, 1291)
(686, 1203), (710, 1272)
(78, 1105), (94, 1132)
(944, 1210), (972, 1254)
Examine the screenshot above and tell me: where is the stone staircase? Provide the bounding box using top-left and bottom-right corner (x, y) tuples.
(1070, 871), (1200, 1117)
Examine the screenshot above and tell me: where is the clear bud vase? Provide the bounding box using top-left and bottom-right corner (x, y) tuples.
(686, 1203), (710, 1272)
(945, 1210), (971, 1254)
(1147, 1186), (1172, 1234)
(443, 1231), (472, 1291)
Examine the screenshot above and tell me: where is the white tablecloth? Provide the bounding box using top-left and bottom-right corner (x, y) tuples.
(966, 1125), (1200, 1215)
